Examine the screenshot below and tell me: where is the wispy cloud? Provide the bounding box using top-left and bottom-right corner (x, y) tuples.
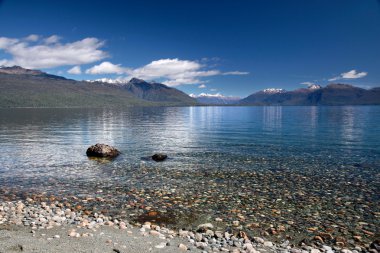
(329, 69), (368, 82)
(86, 61), (127, 74)
(222, 71), (249, 75)
(25, 34), (39, 42)
(44, 35), (61, 44)
(300, 81), (316, 86)
(0, 35), (107, 69)
(198, 84), (206, 88)
(190, 93), (223, 98)
(67, 65), (82, 74)
(86, 58), (249, 86)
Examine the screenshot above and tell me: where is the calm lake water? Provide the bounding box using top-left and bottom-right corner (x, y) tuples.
(0, 106), (379, 190)
(0, 106), (379, 244)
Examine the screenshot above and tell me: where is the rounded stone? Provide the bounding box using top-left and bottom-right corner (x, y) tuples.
(86, 143), (120, 158)
(152, 153), (168, 162)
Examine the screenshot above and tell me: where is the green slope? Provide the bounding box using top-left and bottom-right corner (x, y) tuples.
(0, 73), (197, 108)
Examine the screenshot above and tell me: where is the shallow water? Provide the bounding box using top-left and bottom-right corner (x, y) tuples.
(0, 106), (379, 179)
(0, 106), (379, 245)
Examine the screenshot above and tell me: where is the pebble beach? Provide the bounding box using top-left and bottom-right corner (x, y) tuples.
(0, 156), (379, 253)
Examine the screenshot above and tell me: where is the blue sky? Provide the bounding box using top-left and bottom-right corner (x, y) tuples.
(0, 0), (379, 97)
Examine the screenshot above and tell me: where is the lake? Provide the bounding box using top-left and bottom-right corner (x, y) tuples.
(0, 106), (379, 244)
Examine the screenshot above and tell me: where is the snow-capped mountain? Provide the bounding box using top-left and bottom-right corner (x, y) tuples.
(86, 78), (127, 84)
(240, 83), (380, 105)
(261, 88), (286, 94)
(190, 93), (241, 104)
(307, 84), (322, 90)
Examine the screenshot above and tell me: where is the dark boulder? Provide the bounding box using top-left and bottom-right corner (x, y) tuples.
(86, 143), (120, 158)
(152, 153), (167, 162)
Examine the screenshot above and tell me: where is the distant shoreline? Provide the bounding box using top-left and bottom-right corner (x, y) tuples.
(1, 104), (380, 109)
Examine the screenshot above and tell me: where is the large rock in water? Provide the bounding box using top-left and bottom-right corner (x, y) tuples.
(152, 153), (167, 162)
(86, 143), (120, 158)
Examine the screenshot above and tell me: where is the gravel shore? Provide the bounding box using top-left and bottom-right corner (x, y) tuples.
(1, 200), (379, 253)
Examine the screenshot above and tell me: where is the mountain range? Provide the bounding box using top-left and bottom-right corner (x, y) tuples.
(0, 66), (379, 108)
(239, 84), (380, 105)
(0, 66), (197, 108)
(190, 84), (380, 106)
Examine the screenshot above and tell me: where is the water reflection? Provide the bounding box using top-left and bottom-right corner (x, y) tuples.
(309, 106), (318, 130)
(340, 106), (364, 145)
(262, 106), (282, 131)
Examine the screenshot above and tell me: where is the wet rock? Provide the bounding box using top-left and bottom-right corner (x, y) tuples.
(152, 153), (168, 162)
(86, 143), (120, 158)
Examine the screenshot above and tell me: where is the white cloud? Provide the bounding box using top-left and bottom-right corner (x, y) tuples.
(67, 65), (82, 74)
(222, 71), (249, 75)
(0, 59), (7, 66)
(85, 61), (127, 74)
(341, 70), (367, 79)
(129, 58), (220, 85)
(25, 34), (39, 42)
(0, 35), (108, 69)
(44, 35), (60, 44)
(190, 93), (223, 98)
(86, 58), (246, 86)
(162, 78), (202, 86)
(0, 37), (18, 48)
(329, 70), (368, 82)
(199, 84), (206, 88)
(300, 81), (315, 85)
(1, 36), (248, 86)
(198, 92), (223, 97)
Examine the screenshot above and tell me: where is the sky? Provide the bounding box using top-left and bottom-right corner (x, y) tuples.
(0, 0), (379, 97)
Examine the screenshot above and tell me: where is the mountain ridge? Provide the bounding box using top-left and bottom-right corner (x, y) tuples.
(0, 66), (197, 108)
(0, 65), (67, 80)
(0, 66), (379, 107)
(240, 83), (380, 105)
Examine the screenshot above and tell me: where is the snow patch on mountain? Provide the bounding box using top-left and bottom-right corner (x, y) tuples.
(307, 84), (322, 90)
(190, 93), (241, 104)
(262, 88), (286, 94)
(86, 78), (128, 84)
